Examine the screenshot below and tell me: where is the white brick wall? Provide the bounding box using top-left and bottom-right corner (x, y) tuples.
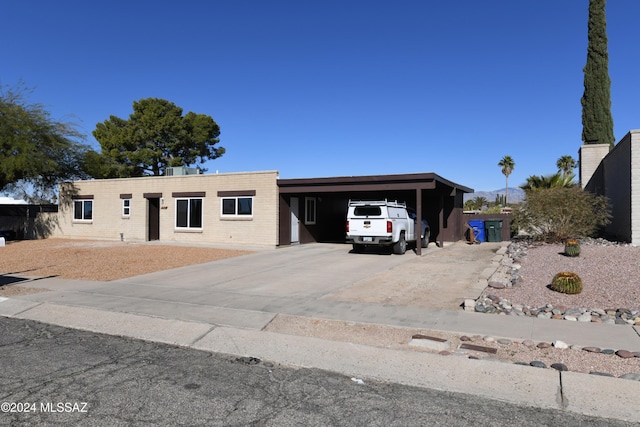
(53, 171), (280, 247)
(579, 144), (610, 189)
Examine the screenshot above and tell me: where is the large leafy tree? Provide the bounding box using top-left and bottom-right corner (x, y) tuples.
(581, 0), (614, 149)
(498, 155), (515, 206)
(90, 98), (224, 177)
(0, 83), (90, 202)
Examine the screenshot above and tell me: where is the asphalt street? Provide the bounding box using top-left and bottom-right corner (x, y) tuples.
(0, 317), (634, 427)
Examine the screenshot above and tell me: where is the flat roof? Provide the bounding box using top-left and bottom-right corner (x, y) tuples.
(277, 172), (473, 194)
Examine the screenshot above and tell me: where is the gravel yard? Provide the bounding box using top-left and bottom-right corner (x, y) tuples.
(0, 238), (250, 287)
(489, 242), (640, 313)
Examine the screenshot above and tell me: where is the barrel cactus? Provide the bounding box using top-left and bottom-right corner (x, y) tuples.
(550, 272), (583, 295)
(564, 239), (581, 257)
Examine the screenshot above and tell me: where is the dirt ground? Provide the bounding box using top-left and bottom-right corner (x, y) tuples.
(0, 239), (250, 296)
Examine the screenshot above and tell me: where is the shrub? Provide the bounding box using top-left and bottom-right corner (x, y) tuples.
(550, 272), (583, 295)
(512, 187), (610, 242)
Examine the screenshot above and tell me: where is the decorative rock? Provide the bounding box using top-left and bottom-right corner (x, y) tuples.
(577, 313), (593, 322)
(522, 340), (535, 347)
(537, 342), (551, 349)
(590, 371), (614, 377)
(463, 299), (476, 311)
(565, 308), (583, 316)
(530, 361), (547, 368)
(551, 363), (568, 372)
(497, 338), (512, 345)
(552, 340), (569, 349)
(439, 351), (451, 356)
(459, 335), (471, 342)
(488, 281), (505, 289)
(483, 336), (495, 343)
(601, 349), (615, 355)
(633, 352), (640, 358)
(583, 347), (601, 353)
(564, 315), (577, 321)
(551, 314), (563, 320)
(619, 373), (640, 381)
(616, 350), (635, 359)
(410, 335), (450, 351)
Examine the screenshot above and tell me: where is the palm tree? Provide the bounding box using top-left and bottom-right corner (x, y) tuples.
(556, 155), (578, 177)
(520, 173), (576, 191)
(498, 155), (515, 206)
(472, 196), (488, 210)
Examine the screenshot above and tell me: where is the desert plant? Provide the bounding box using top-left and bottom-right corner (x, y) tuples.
(550, 272), (583, 295)
(512, 187), (610, 242)
(564, 239), (581, 257)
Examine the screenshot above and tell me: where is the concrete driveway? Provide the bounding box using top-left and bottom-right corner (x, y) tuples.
(12, 241), (504, 329)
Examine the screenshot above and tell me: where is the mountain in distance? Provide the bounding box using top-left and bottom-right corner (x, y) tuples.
(463, 187), (525, 203)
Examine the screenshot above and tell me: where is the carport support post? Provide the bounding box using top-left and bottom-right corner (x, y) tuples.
(439, 195), (444, 248)
(416, 188), (422, 256)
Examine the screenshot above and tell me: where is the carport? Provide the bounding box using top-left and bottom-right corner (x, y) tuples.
(277, 172), (473, 255)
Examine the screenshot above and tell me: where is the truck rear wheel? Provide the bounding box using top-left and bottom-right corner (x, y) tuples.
(393, 233), (407, 255)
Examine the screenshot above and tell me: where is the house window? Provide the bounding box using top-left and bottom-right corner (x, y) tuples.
(305, 197), (316, 225)
(175, 198), (203, 229)
(73, 200), (93, 221)
(122, 199), (131, 217)
(221, 197), (253, 217)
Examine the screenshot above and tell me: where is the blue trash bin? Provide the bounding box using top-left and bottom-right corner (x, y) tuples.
(468, 219), (486, 242)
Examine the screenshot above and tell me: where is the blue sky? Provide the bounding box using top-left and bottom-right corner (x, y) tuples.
(3, 0), (639, 191)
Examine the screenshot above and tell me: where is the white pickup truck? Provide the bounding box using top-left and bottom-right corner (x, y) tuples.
(345, 199), (430, 254)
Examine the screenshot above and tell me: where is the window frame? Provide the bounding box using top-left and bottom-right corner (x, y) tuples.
(73, 199), (93, 222)
(174, 197), (204, 230)
(220, 196), (254, 218)
(122, 198), (131, 217)
(304, 197), (317, 225)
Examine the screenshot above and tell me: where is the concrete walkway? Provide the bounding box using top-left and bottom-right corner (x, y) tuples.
(1, 241), (639, 423)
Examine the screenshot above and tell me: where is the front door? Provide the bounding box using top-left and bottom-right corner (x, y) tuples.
(290, 197), (299, 243)
(148, 198), (160, 241)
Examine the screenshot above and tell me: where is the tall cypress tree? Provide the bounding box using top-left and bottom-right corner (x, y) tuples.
(581, 0), (614, 149)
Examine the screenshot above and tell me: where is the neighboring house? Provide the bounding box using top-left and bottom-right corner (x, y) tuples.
(0, 200), (57, 240)
(580, 129), (640, 245)
(50, 170), (476, 252)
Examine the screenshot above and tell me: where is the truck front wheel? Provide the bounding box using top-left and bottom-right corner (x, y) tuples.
(393, 233), (407, 255)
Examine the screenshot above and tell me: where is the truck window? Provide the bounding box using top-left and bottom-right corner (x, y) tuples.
(353, 206), (381, 216)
